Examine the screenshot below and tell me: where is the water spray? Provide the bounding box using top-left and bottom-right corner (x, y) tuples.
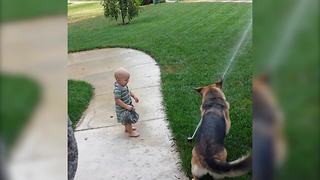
(187, 20), (252, 143)
(221, 19), (252, 81)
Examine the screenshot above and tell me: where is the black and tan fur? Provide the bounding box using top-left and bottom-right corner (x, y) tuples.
(252, 75), (286, 180)
(191, 81), (251, 179)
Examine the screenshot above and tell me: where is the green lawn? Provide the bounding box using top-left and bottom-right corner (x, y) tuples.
(68, 3), (252, 179)
(0, 74), (41, 148)
(1, 0), (65, 22)
(68, 2), (103, 23)
(68, 80), (94, 129)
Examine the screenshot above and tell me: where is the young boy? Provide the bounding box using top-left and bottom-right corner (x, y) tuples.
(113, 67), (140, 137)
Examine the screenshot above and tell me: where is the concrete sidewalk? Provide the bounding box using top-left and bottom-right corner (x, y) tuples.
(68, 48), (187, 180)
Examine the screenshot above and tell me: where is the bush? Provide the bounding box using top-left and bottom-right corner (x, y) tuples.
(135, 0), (144, 6)
(101, 0), (139, 25)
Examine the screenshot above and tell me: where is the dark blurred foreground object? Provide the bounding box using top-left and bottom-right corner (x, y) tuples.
(68, 118), (78, 180)
(0, 138), (7, 180)
(254, 0), (318, 178)
(253, 75), (286, 180)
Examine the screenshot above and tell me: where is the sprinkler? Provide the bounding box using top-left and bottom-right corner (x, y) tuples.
(187, 118), (202, 142)
(187, 20), (252, 143)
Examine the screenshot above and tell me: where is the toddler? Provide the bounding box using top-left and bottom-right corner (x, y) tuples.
(113, 67), (140, 137)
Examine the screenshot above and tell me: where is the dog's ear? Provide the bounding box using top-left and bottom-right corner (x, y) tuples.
(215, 80), (223, 89)
(258, 73), (271, 84)
(194, 87), (203, 94)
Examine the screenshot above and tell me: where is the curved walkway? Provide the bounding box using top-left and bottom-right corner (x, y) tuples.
(68, 48), (187, 180)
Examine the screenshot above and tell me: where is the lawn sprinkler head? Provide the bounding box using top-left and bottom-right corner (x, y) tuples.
(187, 118), (202, 143)
(187, 137), (193, 143)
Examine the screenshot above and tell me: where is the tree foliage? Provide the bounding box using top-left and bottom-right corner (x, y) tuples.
(101, 0), (139, 25)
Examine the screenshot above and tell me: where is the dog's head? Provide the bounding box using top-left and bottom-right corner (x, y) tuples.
(194, 81), (226, 104)
(194, 81), (228, 114)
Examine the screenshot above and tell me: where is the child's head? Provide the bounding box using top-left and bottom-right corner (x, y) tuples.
(114, 67), (130, 86)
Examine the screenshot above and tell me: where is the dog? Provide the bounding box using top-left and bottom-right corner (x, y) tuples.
(252, 75), (286, 180)
(191, 81), (251, 179)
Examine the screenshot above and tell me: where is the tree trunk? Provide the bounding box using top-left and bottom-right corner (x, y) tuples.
(121, 12), (125, 25)
(120, 0), (125, 25)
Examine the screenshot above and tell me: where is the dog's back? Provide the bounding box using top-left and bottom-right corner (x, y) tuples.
(195, 111), (226, 157)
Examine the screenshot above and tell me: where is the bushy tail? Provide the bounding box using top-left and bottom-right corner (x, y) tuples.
(204, 154), (252, 178)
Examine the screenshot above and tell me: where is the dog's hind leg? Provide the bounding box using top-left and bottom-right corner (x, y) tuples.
(224, 108), (231, 134)
(213, 148), (228, 162)
(192, 148), (207, 179)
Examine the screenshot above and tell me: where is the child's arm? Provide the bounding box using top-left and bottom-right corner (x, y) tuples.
(130, 91), (139, 103)
(115, 98), (133, 110)
(114, 87), (132, 110)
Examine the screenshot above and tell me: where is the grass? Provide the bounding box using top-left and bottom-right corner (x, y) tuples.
(68, 2), (103, 23)
(1, 0), (66, 22)
(0, 74), (41, 148)
(68, 80), (94, 128)
(68, 2), (252, 179)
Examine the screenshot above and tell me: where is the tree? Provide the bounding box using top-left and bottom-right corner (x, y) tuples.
(101, 0), (139, 25)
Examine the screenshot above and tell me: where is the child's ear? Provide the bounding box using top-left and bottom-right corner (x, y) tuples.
(215, 80), (223, 89)
(194, 87), (203, 94)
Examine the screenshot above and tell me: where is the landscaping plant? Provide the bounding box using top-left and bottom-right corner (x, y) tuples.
(101, 0), (139, 25)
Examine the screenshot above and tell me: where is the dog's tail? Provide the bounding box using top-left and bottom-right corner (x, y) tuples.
(204, 153), (252, 178)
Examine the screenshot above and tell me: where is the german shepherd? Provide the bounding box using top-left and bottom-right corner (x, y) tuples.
(191, 81), (251, 179)
(252, 75), (286, 179)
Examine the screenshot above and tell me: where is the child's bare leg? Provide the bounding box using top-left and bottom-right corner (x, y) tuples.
(124, 126), (136, 132)
(125, 124), (139, 137)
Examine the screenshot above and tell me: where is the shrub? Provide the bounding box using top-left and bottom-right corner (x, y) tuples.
(101, 0), (139, 25)
(135, 0), (144, 6)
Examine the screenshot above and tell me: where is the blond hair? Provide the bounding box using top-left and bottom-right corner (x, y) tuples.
(114, 67), (130, 79)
